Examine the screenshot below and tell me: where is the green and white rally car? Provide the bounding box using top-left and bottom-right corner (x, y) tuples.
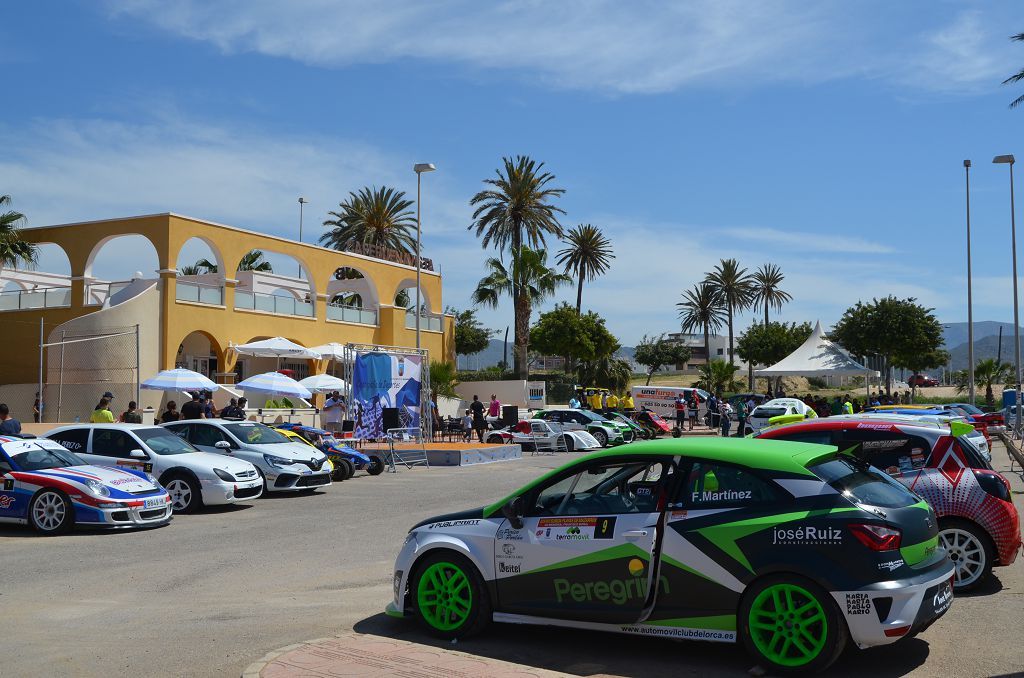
(387, 438), (954, 673)
(532, 409), (633, 446)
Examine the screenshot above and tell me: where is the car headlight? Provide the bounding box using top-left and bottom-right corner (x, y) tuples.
(86, 480), (110, 497)
(145, 472), (160, 486)
(263, 454), (293, 468)
(213, 468), (234, 482)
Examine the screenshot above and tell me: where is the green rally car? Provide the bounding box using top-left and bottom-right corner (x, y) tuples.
(387, 438), (954, 673)
(532, 408), (634, 446)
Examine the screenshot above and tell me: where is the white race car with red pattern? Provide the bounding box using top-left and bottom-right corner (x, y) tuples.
(0, 435), (172, 534)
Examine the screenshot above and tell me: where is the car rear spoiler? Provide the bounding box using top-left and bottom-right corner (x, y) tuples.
(767, 413), (805, 427)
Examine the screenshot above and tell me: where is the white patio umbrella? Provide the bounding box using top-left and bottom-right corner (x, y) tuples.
(299, 373), (347, 393)
(230, 337), (321, 371)
(236, 371), (313, 400)
(308, 342), (346, 361)
(141, 368), (219, 392)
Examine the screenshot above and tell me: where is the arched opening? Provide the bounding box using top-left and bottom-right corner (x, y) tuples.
(230, 335), (314, 406)
(84, 234), (160, 306)
(0, 242), (73, 310)
(176, 330), (223, 378)
(325, 265), (379, 325)
(232, 249), (315, 317)
(394, 278), (440, 332)
(175, 237), (226, 305)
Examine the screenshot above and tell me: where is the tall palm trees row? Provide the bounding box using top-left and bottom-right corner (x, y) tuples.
(676, 259), (792, 367)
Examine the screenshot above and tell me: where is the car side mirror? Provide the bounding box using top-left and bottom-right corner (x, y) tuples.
(214, 440), (231, 449)
(501, 496), (525, 530)
(129, 449), (147, 459)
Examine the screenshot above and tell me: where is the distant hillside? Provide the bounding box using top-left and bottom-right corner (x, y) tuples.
(948, 333), (1022, 372)
(942, 321), (1020, 350)
(456, 339), (636, 370)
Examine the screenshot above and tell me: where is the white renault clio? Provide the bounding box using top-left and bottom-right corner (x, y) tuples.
(46, 424), (263, 513)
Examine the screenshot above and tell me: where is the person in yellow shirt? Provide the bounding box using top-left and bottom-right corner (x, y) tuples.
(621, 393), (635, 412)
(90, 397), (115, 423)
(589, 391), (602, 411)
(607, 393), (619, 412)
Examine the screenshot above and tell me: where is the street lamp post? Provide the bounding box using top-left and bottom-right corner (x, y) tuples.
(994, 154), (1021, 434)
(412, 163), (436, 351)
(965, 160), (975, 405)
(298, 197), (309, 278)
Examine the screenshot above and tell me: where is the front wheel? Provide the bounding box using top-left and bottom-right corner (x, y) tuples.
(365, 455), (385, 476)
(562, 435), (574, 452)
(332, 458), (355, 481)
(165, 475), (202, 513)
(411, 552), (491, 639)
(740, 575), (847, 674)
(29, 489), (73, 534)
(592, 429), (608, 447)
(939, 518), (994, 592)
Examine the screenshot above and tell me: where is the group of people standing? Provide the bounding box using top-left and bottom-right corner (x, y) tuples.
(673, 392), (749, 437)
(157, 392), (247, 424)
(463, 394), (502, 443)
(568, 389), (635, 415)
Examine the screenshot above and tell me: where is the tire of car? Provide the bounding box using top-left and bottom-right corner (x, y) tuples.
(671, 427), (682, 438)
(163, 472), (203, 514)
(486, 434), (505, 444)
(739, 574), (847, 674)
(254, 466), (271, 494)
(938, 517), (994, 592)
(562, 435), (574, 452)
(366, 455), (385, 476)
(592, 428), (609, 447)
(411, 550), (492, 640)
(28, 489), (74, 535)
(332, 458), (355, 481)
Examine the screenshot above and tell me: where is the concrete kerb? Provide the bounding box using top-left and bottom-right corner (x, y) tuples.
(241, 641), (315, 678)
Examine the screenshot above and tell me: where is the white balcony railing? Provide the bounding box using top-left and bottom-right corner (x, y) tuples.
(326, 303), (377, 325)
(405, 311), (443, 332)
(0, 286), (72, 311)
(175, 281), (224, 306)
(235, 290), (314, 318)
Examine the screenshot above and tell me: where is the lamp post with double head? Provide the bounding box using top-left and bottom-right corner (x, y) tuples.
(412, 163), (436, 351)
(994, 154), (1020, 433)
(298, 197), (309, 278)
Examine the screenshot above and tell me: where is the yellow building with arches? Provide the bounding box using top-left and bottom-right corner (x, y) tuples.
(0, 213), (454, 422)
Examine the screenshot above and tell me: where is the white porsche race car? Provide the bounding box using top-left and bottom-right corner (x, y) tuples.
(487, 420), (601, 453)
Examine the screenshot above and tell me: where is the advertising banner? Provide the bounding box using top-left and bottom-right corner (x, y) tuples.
(352, 352), (421, 439)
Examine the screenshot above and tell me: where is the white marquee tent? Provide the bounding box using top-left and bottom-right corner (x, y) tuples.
(754, 321), (878, 383)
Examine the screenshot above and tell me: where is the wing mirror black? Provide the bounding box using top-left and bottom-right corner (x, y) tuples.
(501, 496), (524, 530)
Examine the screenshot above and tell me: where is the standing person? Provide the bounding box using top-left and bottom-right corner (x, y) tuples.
(322, 391), (343, 433)
(238, 397), (248, 419)
(180, 393), (204, 420)
(461, 409), (473, 442)
(0, 404), (22, 435)
(219, 398), (242, 419)
(621, 391), (635, 413)
(470, 395), (486, 443)
(32, 392), (41, 423)
(734, 398), (747, 437)
(687, 393), (698, 431)
(488, 394), (501, 428)
(674, 394), (687, 433)
(120, 401), (142, 423)
(707, 393), (719, 430)
(600, 390), (609, 414)
(201, 393), (217, 418)
(568, 394), (581, 409)
(90, 397), (114, 423)
(842, 395), (854, 415)
(719, 400), (733, 437)
(160, 400), (180, 423)
(431, 392), (442, 441)
(607, 391), (619, 413)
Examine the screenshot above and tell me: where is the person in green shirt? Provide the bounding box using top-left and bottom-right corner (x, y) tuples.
(842, 396), (854, 415)
(90, 397), (115, 423)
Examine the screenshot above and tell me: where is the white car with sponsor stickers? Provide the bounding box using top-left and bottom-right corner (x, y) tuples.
(386, 438), (954, 673)
(745, 398), (818, 436)
(486, 419), (602, 453)
(46, 424), (263, 513)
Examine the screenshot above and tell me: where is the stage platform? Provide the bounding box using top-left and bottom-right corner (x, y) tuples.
(360, 441), (523, 467)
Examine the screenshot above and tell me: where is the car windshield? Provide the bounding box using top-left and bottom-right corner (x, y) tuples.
(808, 456), (918, 509)
(578, 411), (606, 422)
(753, 407), (789, 419)
(224, 422), (289, 444)
(952, 403), (983, 415)
(135, 428), (197, 455)
(10, 444), (87, 470)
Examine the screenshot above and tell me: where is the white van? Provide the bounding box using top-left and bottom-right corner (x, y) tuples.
(630, 386), (710, 422)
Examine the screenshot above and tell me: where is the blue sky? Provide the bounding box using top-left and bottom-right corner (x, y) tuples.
(4, 1), (1024, 345)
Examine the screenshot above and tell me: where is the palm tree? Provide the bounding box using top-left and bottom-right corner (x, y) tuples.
(695, 359), (741, 394)
(577, 356), (632, 393)
(472, 248), (569, 368)
(965, 358), (1012, 406)
(677, 283), (727, 369)
(704, 258), (755, 366)
(0, 195), (38, 268)
(321, 186), (417, 255)
(556, 224), (614, 313)
(469, 156), (566, 378)
(1003, 33), (1024, 108)
(237, 250), (272, 272)
(750, 263), (792, 325)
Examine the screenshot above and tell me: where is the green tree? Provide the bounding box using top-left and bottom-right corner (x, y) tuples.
(237, 250), (272, 272)
(736, 321), (813, 392)
(633, 334), (692, 386)
(530, 303), (619, 367)
(555, 224), (614, 313)
(704, 259), (755, 366)
(957, 358), (1012, 407)
(469, 156), (566, 378)
(429, 360), (459, 398)
(829, 296), (945, 395)
(472, 248), (569, 369)
(695, 359), (741, 395)
(677, 282), (727, 368)
(447, 307), (495, 357)
(1002, 33), (1024, 108)
(894, 348), (951, 400)
(321, 186), (417, 255)
(0, 195), (38, 268)
(750, 263), (792, 325)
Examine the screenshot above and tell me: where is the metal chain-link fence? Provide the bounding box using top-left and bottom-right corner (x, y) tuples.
(43, 325), (139, 423)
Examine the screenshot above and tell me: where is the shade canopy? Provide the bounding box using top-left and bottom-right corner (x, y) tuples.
(308, 342), (347, 362)
(236, 371), (313, 399)
(299, 373), (347, 393)
(230, 337), (321, 359)
(141, 368), (219, 392)
(754, 321), (877, 377)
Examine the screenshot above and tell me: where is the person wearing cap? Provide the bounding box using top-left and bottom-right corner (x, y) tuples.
(90, 397), (115, 423)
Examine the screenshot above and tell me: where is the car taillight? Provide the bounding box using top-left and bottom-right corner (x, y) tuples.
(973, 469), (1012, 502)
(849, 524), (902, 551)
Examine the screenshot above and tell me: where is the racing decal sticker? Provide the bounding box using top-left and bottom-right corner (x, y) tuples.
(553, 559), (665, 605)
(3, 478), (13, 491)
(771, 524), (842, 545)
(844, 593), (872, 615)
(495, 542), (525, 576)
(536, 516), (617, 541)
(427, 519), (480, 529)
(497, 527), (526, 541)
(929, 581), (953, 616)
(0, 494), (14, 509)
(692, 489), (751, 503)
(877, 558), (904, 572)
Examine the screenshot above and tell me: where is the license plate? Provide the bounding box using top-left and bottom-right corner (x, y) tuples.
(144, 497), (165, 509)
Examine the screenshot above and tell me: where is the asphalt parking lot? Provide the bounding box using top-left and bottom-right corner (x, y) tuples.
(2, 446), (1023, 678)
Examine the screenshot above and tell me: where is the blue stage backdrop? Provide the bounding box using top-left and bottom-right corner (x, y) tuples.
(352, 352), (421, 439)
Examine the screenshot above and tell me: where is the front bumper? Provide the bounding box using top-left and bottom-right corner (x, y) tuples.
(267, 466), (332, 491)
(834, 560), (955, 648)
(201, 477), (264, 505)
(79, 494), (174, 528)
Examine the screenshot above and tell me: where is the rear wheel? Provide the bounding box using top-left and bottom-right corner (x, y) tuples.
(486, 434), (505, 444)
(740, 576), (847, 674)
(562, 435), (574, 452)
(29, 490), (73, 534)
(366, 455), (385, 476)
(592, 428), (608, 447)
(411, 551), (491, 639)
(939, 518), (994, 592)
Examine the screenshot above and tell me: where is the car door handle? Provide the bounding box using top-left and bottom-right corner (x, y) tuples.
(622, 530), (649, 540)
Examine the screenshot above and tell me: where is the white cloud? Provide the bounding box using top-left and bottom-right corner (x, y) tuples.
(722, 227), (895, 255)
(102, 1), (1022, 96)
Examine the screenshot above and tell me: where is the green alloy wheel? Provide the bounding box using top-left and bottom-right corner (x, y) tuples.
(412, 552), (491, 639)
(741, 577), (846, 673)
